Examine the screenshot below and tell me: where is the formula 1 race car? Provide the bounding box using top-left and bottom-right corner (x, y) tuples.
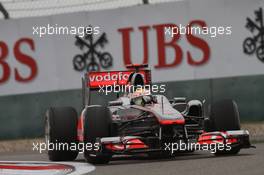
(45, 64), (253, 164)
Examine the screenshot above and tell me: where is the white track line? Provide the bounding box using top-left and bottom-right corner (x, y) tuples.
(0, 161), (95, 175)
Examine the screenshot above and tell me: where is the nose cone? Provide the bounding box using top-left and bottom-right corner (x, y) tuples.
(150, 103), (185, 124)
(159, 118), (185, 125)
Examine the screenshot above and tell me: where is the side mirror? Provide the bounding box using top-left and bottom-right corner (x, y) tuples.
(173, 97), (186, 103)
(109, 101), (123, 106)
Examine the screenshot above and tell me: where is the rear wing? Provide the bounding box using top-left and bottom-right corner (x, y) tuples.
(82, 65), (151, 106)
(87, 70), (151, 90)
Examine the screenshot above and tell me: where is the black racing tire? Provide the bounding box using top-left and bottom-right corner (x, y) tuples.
(45, 107), (79, 161)
(208, 99), (240, 131)
(206, 99), (241, 155)
(83, 106), (112, 164)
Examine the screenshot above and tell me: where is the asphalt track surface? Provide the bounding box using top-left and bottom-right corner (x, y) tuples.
(0, 143), (263, 175)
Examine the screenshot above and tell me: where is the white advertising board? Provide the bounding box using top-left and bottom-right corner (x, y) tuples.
(0, 0), (263, 95)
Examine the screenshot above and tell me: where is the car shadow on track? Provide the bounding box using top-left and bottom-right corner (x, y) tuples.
(75, 152), (254, 166)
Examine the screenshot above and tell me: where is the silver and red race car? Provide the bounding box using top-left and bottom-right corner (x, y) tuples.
(45, 64), (253, 164)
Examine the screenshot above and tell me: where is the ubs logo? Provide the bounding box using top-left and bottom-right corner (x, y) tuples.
(243, 7), (264, 62)
(73, 30), (113, 72)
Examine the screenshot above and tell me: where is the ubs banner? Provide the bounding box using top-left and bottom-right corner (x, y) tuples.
(0, 0), (264, 96)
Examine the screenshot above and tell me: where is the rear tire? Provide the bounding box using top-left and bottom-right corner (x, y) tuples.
(83, 106), (112, 164)
(206, 99), (241, 155)
(45, 107), (79, 161)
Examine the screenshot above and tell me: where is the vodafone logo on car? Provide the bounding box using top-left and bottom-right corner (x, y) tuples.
(87, 70), (150, 89)
(89, 71), (130, 82)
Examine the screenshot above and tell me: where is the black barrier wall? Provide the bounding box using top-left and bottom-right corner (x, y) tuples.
(0, 74), (263, 139)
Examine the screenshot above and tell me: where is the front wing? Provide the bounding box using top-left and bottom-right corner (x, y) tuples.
(96, 130), (253, 154)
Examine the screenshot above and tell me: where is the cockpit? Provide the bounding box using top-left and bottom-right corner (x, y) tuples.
(131, 95), (157, 106)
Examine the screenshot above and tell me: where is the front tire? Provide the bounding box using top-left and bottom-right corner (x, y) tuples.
(45, 107), (79, 161)
(83, 106), (112, 164)
(206, 99), (241, 155)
